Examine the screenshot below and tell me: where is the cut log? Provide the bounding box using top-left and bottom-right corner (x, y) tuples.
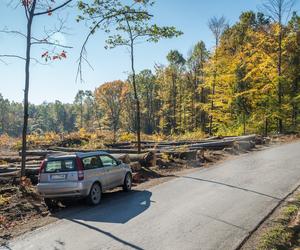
(111, 154), (131, 164)
(0, 169), (20, 178)
(103, 149), (148, 154)
(158, 150), (197, 160)
(104, 142), (131, 148)
(188, 140), (235, 150)
(125, 151), (156, 167)
(19, 150), (65, 157)
(131, 139), (218, 147)
(130, 161), (142, 172)
(158, 140), (235, 152)
(235, 141), (255, 151)
(48, 147), (146, 154)
(223, 134), (257, 142)
(1, 155), (44, 163)
(0, 164), (40, 169)
(0, 167), (38, 179)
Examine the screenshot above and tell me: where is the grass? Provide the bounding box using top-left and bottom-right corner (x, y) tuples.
(258, 224), (293, 250)
(281, 205), (299, 222)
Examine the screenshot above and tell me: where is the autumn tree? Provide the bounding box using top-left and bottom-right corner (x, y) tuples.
(166, 50), (186, 133)
(207, 16), (228, 135)
(262, 0), (295, 133)
(285, 13), (300, 130)
(94, 81), (128, 142)
(187, 41), (209, 131)
(135, 70), (159, 134)
(0, 94), (10, 135)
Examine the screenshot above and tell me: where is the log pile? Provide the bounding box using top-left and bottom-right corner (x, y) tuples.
(0, 134), (264, 184)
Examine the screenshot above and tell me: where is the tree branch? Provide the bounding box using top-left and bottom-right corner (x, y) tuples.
(34, 0), (72, 16)
(0, 54), (48, 65)
(77, 9), (151, 83)
(0, 29), (27, 39)
(0, 54), (26, 60)
(31, 41), (72, 49)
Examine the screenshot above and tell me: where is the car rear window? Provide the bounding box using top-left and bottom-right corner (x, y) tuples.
(45, 159), (76, 173)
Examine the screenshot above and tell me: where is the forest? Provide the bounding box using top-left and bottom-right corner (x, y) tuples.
(1, 10), (300, 142)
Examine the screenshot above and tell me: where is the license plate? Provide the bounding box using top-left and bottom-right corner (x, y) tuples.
(51, 174), (66, 181)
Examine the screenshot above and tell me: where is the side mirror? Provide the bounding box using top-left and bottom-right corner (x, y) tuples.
(117, 160), (122, 165)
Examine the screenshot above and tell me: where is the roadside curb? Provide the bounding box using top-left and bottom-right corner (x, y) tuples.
(235, 183), (300, 250)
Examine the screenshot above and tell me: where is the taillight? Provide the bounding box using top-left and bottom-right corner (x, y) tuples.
(39, 160), (46, 174)
(76, 157), (84, 181)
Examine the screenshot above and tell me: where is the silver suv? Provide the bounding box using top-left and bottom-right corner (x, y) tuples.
(37, 151), (132, 206)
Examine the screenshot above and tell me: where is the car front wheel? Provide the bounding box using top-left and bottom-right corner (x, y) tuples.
(123, 173), (132, 192)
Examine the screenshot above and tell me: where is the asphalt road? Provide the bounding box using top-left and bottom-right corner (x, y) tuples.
(4, 141), (300, 250)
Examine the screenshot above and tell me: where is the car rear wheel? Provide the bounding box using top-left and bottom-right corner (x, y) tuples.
(123, 173), (132, 192)
(87, 183), (102, 206)
(44, 198), (59, 209)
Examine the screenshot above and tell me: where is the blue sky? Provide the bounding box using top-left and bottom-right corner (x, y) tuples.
(0, 0), (299, 104)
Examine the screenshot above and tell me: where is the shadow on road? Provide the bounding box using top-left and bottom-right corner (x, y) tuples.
(68, 219), (144, 250)
(55, 189), (153, 224)
(48, 190), (152, 250)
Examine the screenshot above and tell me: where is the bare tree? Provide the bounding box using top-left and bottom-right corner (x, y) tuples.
(77, 1), (181, 153)
(208, 16), (227, 136)
(0, 0), (72, 177)
(262, 0), (295, 133)
(104, 12), (182, 152)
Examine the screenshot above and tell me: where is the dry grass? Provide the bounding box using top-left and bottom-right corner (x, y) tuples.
(257, 193), (300, 250)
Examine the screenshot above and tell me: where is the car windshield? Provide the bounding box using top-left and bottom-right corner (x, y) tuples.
(45, 159), (76, 173)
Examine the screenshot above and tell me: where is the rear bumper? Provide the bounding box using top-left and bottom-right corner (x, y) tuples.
(37, 181), (90, 198)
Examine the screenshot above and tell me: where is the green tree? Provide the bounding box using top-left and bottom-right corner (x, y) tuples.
(187, 41), (209, 131)
(103, 3), (182, 152)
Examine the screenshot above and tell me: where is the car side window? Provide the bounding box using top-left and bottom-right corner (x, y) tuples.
(99, 155), (118, 167)
(82, 156), (101, 170)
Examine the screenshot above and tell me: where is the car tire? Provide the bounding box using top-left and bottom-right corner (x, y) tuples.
(123, 173), (132, 192)
(87, 183), (102, 206)
(44, 198), (59, 209)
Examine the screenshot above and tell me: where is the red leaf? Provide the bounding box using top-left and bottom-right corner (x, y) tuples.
(47, 7), (52, 16)
(41, 51), (48, 58)
(60, 51), (67, 58)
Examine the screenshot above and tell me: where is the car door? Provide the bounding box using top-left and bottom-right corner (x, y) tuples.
(99, 155), (124, 188)
(81, 156), (108, 189)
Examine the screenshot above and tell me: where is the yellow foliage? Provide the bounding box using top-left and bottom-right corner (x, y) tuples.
(0, 195), (11, 206)
(119, 132), (136, 142)
(171, 130), (206, 141)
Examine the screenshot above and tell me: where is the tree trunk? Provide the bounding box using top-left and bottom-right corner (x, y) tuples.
(243, 112), (246, 135)
(171, 72), (177, 133)
(292, 79), (298, 129)
(80, 100), (83, 128)
(264, 117), (268, 137)
(130, 40), (141, 153)
(21, 3), (36, 177)
(278, 16), (283, 133)
(209, 39), (218, 136)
